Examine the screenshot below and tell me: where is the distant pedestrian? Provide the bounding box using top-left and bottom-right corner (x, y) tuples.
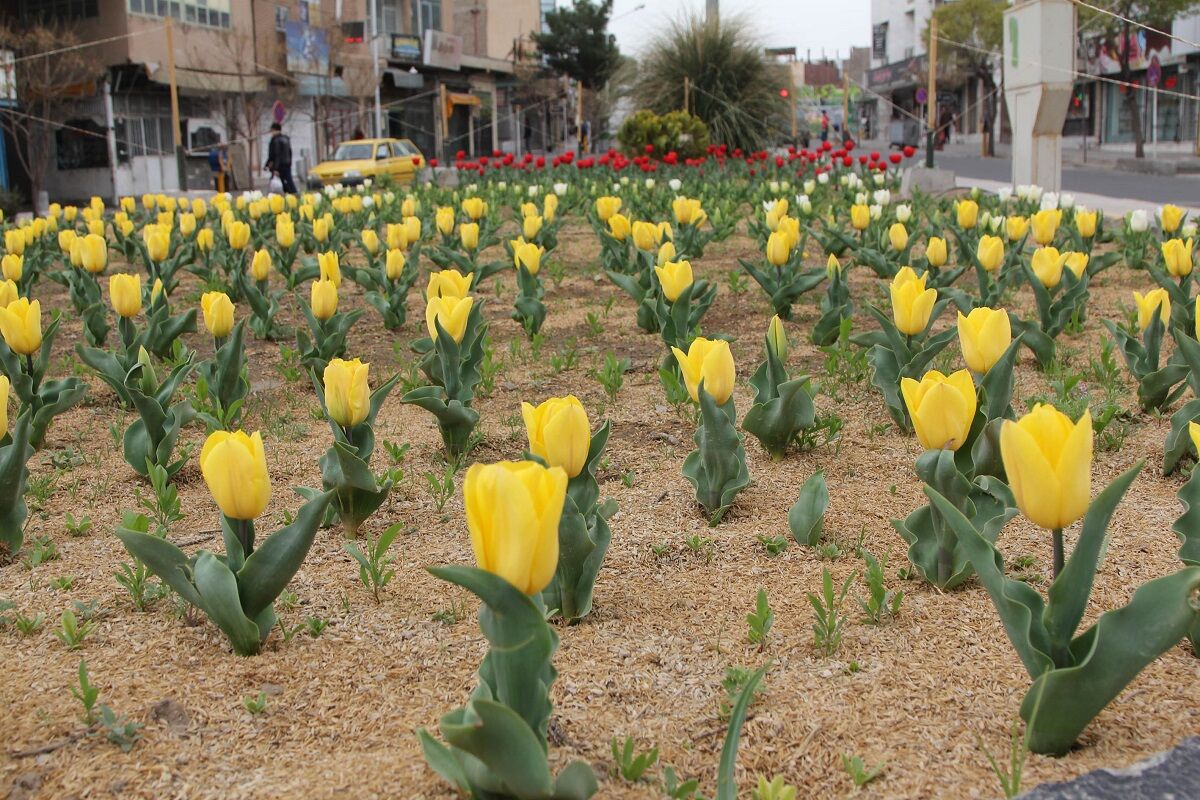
(860, 111), (870, 140)
(820, 110), (830, 142)
(353, 127), (366, 140)
(209, 144), (229, 193)
(265, 123), (296, 194)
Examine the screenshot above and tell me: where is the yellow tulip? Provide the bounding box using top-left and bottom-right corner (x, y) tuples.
(145, 193), (159, 209)
(361, 229), (380, 255)
(426, 295), (474, 343)
(523, 215), (544, 241)
(120, 196), (136, 214)
(151, 278), (163, 303)
(109, 273), (142, 318)
(1031, 246), (1067, 288)
(657, 241), (676, 267)
(766, 231), (791, 267)
(632, 221), (658, 251)
(459, 222), (480, 251)
(199, 430), (271, 520)
(464, 460), (566, 595)
(514, 241), (543, 275)
(268, 194), (285, 215)
(850, 204), (870, 230)
(0, 374), (8, 432)
(385, 223), (407, 251)
(311, 279), (338, 320)
(69, 238), (83, 268)
(1063, 251), (1089, 279)
(671, 337), (736, 404)
(312, 216), (330, 243)
(323, 358), (371, 428)
(4, 229), (24, 256)
(87, 218), (105, 237)
(435, 207), (455, 236)
(318, 251), (341, 287)
(673, 197), (704, 226)
(890, 267), (937, 335)
(901, 369), (977, 451)
(145, 226), (170, 262)
(404, 215), (422, 244)
(1190, 421), (1200, 456)
(655, 260), (694, 302)
(522, 395), (591, 478)
(608, 213), (631, 241)
(178, 212), (197, 238)
(192, 198), (207, 218)
(1000, 404), (1092, 531)
(57, 229), (76, 254)
(826, 253), (842, 277)
(925, 237), (948, 268)
(401, 196), (418, 217)
(201, 291), (235, 338)
(0, 298), (42, 355)
(1162, 238), (1194, 277)
(957, 307), (1011, 373)
(1075, 210), (1097, 239)
(461, 197), (486, 220)
(159, 195), (176, 213)
(428, 269), (473, 299)
(956, 200), (979, 229)
(657, 221), (673, 242)
(777, 216), (800, 249)
(1031, 208), (1062, 246)
(543, 193), (559, 222)
(888, 223), (909, 252)
(386, 249), (406, 280)
(251, 249), (272, 282)
(1, 254), (21, 283)
(1006, 215), (1030, 242)
(595, 196), (621, 222)
(0, 280), (18, 308)
(196, 228), (214, 252)
(976, 235), (1005, 272)
(1161, 204), (1184, 234)
(523, 202), (541, 218)
(1133, 288), (1171, 331)
(227, 220), (250, 250)
(767, 314), (788, 360)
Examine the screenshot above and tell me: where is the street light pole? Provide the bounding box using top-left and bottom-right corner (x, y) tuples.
(372, 0), (383, 137)
(925, 16), (938, 168)
(165, 17), (187, 191)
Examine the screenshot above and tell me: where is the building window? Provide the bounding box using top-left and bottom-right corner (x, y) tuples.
(56, 118), (108, 170)
(413, 0), (441, 37)
(17, 0), (98, 22)
(128, 0), (232, 29)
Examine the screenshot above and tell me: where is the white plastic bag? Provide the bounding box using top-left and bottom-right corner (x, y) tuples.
(268, 174), (284, 194)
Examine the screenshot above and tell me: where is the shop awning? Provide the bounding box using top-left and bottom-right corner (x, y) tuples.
(383, 68), (425, 90)
(147, 66), (266, 94)
(447, 92), (481, 107)
(297, 75), (349, 97)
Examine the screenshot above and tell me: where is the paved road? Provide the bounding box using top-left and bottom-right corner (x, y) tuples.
(934, 152), (1200, 207)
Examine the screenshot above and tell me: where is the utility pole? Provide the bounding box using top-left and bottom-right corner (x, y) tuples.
(165, 17), (187, 191)
(925, 15), (938, 168)
(706, 0), (718, 25)
(683, 76), (690, 114)
(372, 0), (383, 136)
(842, 73), (850, 144)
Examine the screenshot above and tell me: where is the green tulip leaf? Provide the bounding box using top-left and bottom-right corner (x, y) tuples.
(682, 388), (749, 525)
(193, 551), (264, 656)
(238, 490), (335, 620)
(552, 761), (599, 800)
(1174, 467), (1200, 566)
(0, 413), (33, 553)
(416, 729), (472, 795)
(715, 662), (771, 800)
(440, 699), (555, 798)
(787, 470), (829, 547)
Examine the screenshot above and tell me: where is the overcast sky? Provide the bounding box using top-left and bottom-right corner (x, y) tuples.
(599, 0), (871, 62)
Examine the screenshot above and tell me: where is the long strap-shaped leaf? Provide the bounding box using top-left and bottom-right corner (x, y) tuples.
(715, 662), (771, 800)
(1175, 467), (1200, 566)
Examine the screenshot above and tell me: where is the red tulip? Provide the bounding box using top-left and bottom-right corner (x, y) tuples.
(429, 158), (439, 167)
(889, 153), (902, 164)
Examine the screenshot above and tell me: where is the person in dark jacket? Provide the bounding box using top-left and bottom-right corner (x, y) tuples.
(264, 123), (296, 193)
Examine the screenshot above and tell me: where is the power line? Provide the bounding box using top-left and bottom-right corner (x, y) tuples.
(1070, 0), (1200, 51)
(11, 26), (165, 63)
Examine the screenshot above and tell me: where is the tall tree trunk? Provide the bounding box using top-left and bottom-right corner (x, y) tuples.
(1119, 17), (1145, 158)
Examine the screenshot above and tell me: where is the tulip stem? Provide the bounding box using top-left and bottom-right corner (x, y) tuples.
(1052, 528), (1064, 578)
(25, 354), (36, 393)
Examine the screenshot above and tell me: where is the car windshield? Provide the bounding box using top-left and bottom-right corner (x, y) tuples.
(331, 143), (375, 161)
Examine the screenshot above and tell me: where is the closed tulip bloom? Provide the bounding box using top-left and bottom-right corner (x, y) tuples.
(361, 229), (380, 254)
(632, 221), (658, 251)
(958, 307), (1011, 373)
(850, 204), (870, 230)
(657, 221), (673, 243)
(120, 196), (136, 214)
(0, 298), (41, 355)
(1162, 238), (1194, 277)
(925, 237), (948, 268)
(1075, 209), (1097, 238)
(251, 248), (272, 282)
(318, 251), (341, 287)
(595, 196), (621, 222)
(404, 215), (421, 243)
(1031, 246), (1067, 287)
(151, 278), (163, 303)
(1004, 215), (1028, 242)
(514, 242), (544, 275)
(976, 235), (1005, 272)
(767, 314), (788, 360)
(401, 196), (418, 217)
(543, 193), (559, 222)
(428, 268), (472, 299)
(4, 229), (24, 256)
(673, 196), (704, 225)
(201, 291), (235, 338)
(87, 219), (104, 237)
(607, 213), (631, 241)
(386, 249), (406, 280)
(657, 241), (676, 267)
(523, 215), (544, 240)
(522, 395), (591, 478)
(461, 197), (486, 220)
(109, 273), (142, 318)
(464, 460), (566, 595)
(766, 231), (791, 267)
(1160, 204), (1184, 233)
(0, 373), (7, 432)
(199, 430), (271, 520)
(311, 278), (338, 320)
(459, 222), (480, 251)
(192, 198), (207, 218)
(956, 200), (979, 229)
(57, 229), (76, 254)
(655, 259), (694, 301)
(268, 194), (285, 215)
(1063, 251), (1089, 279)
(777, 216), (800, 249)
(69, 238), (83, 268)
(826, 253), (842, 277)
(435, 207), (455, 235)
(1190, 421), (1200, 456)
(178, 212), (197, 238)
(323, 358), (371, 428)
(1001, 404), (1092, 531)
(426, 295), (474, 342)
(1031, 208), (1062, 245)
(0, 280), (17, 308)
(671, 337), (736, 404)
(145, 226), (170, 262)
(888, 223), (909, 252)
(1133, 288), (1171, 330)
(1, 254), (20, 282)
(385, 223), (407, 251)
(890, 266), (937, 335)
(312, 216), (331, 242)
(196, 228), (214, 252)
(227, 220), (250, 250)
(901, 369), (977, 451)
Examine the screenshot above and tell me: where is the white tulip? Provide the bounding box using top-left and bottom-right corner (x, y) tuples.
(553, 182), (568, 196)
(803, 179), (816, 194)
(669, 178), (682, 191)
(1129, 209), (1149, 232)
(997, 186), (1013, 203)
(869, 204), (882, 220)
(817, 172), (829, 185)
(895, 204), (912, 223)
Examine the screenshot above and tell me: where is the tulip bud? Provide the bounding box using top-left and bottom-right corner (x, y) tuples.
(521, 396), (591, 478)
(889, 267), (937, 336)
(135, 346), (158, 396)
(925, 237), (947, 268)
(766, 231), (791, 267)
(654, 260), (693, 302)
(386, 249), (406, 281)
(361, 229), (380, 254)
(200, 291), (235, 338)
(826, 253), (842, 277)
(151, 278), (164, 303)
(426, 295), (474, 343)
(318, 251), (341, 287)
(1133, 288), (1171, 331)
(109, 273), (142, 318)
(1, 254), (21, 283)
(543, 193), (559, 222)
(1031, 246), (1066, 287)
(888, 223), (908, 252)
(435, 207), (455, 236)
(401, 196), (418, 217)
(850, 204), (870, 230)
(312, 215), (331, 242)
(671, 337), (736, 405)
(0, 297), (42, 355)
(1075, 209), (1097, 239)
(200, 430), (272, 520)
(766, 315), (788, 361)
(1160, 204), (1184, 234)
(956, 200), (979, 230)
(323, 357), (371, 428)
(523, 215), (543, 240)
(957, 307), (1011, 373)
(311, 278), (338, 320)
(464, 460), (566, 595)
(1162, 238), (1194, 278)
(976, 235), (1005, 272)
(1031, 208), (1062, 246)
(251, 248), (272, 282)
(227, 220), (250, 250)
(1001, 404), (1092, 531)
(459, 222), (480, 251)
(656, 241), (677, 268)
(901, 369), (977, 451)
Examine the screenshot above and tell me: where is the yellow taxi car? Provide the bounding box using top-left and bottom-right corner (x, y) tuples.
(306, 138), (425, 188)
